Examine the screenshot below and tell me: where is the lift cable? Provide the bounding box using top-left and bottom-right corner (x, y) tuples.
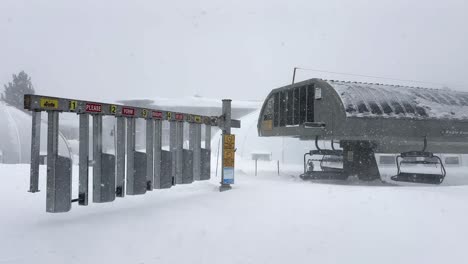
(293, 67), (466, 88)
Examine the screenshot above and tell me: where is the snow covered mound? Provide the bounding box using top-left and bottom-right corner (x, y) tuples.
(0, 101), (71, 164)
(331, 81), (468, 120)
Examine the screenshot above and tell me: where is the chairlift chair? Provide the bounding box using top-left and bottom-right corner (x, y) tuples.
(300, 137), (347, 180)
(391, 138), (446, 184)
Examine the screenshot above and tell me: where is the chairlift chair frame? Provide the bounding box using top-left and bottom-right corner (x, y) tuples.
(300, 137), (347, 180)
(391, 137), (446, 184)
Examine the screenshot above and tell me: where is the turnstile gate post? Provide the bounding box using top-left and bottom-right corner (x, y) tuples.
(146, 119), (154, 190)
(126, 117), (136, 194)
(29, 110), (41, 193)
(190, 123), (202, 181)
(46, 111), (72, 212)
(153, 119), (162, 188)
(115, 116), (126, 197)
(78, 113), (89, 205)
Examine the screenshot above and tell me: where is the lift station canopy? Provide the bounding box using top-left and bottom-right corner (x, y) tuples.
(258, 79), (468, 153)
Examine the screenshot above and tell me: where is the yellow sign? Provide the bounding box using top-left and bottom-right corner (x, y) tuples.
(110, 105), (117, 114)
(262, 120), (273, 131)
(223, 149), (235, 167)
(142, 109), (148, 118)
(69, 100), (77, 111)
(167, 112), (172, 120)
(223, 134), (235, 150)
(40, 98), (58, 109)
(194, 116), (202, 123)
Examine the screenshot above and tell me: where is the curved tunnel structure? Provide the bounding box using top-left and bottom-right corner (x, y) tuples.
(258, 78), (468, 154)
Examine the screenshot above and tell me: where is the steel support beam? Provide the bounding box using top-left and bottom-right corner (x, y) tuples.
(205, 124), (211, 150)
(153, 120), (162, 188)
(46, 111), (59, 211)
(78, 114), (89, 205)
(146, 119), (154, 190)
(220, 99), (233, 191)
(92, 114), (102, 202)
(29, 111), (41, 193)
(169, 121), (177, 185)
(126, 117), (136, 194)
(115, 116), (126, 197)
(175, 121), (184, 184)
(190, 123), (202, 181)
(46, 111), (72, 212)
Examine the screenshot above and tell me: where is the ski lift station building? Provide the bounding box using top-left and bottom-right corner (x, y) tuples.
(257, 78), (468, 182)
(258, 78), (468, 154)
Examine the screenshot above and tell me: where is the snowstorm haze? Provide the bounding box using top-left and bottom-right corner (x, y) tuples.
(1, 0), (467, 102)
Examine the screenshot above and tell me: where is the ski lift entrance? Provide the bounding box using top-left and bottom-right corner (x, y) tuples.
(24, 94), (240, 212)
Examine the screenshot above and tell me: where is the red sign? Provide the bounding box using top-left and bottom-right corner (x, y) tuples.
(85, 103), (102, 113)
(175, 113), (184, 121)
(152, 111), (163, 119)
(122, 107), (135, 116)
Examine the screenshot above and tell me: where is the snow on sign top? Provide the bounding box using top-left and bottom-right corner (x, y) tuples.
(329, 81), (468, 120)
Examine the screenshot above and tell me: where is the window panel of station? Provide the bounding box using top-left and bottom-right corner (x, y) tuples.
(263, 96), (274, 121)
(273, 92), (280, 127)
(306, 85), (315, 122)
(299, 86), (306, 124)
(287, 89), (294, 125)
(279, 91), (286, 127)
(293, 88), (300, 125)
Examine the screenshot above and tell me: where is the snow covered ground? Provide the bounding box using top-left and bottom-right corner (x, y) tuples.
(1, 163), (468, 264)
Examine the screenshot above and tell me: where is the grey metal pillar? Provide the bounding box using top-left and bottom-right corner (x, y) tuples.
(169, 121), (177, 185)
(92, 115), (103, 202)
(175, 121), (184, 184)
(153, 120), (162, 188)
(46, 111), (59, 210)
(220, 99), (233, 192)
(115, 116), (125, 197)
(126, 117), (136, 194)
(200, 124), (212, 181)
(29, 111), (41, 193)
(78, 114), (89, 205)
(146, 119), (154, 190)
(190, 123), (202, 181)
(46, 111), (72, 212)
(205, 124), (211, 150)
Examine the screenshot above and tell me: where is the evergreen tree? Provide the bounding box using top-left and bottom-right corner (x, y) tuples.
(2, 71), (35, 110)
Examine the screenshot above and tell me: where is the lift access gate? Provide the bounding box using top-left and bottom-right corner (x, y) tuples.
(24, 95), (240, 213)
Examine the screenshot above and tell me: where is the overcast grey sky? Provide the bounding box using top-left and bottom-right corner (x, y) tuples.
(1, 0), (467, 102)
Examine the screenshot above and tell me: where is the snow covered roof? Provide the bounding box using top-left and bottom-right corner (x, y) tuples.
(329, 81), (468, 120)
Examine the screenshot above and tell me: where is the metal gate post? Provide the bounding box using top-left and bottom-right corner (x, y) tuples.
(78, 113), (89, 205)
(169, 120), (177, 185)
(46, 111), (72, 212)
(115, 116), (126, 197)
(46, 111), (59, 211)
(126, 117), (136, 194)
(153, 119), (162, 188)
(199, 124), (212, 181)
(205, 124), (211, 150)
(146, 119), (154, 190)
(175, 121), (184, 184)
(29, 110), (41, 193)
(189, 123), (202, 181)
(92, 114), (103, 202)
(220, 99), (233, 192)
